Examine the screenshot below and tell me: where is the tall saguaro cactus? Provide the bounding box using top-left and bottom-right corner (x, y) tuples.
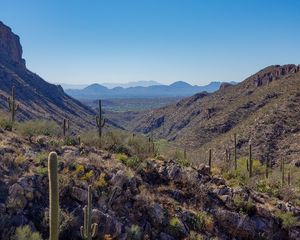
(281, 158), (285, 186)
(208, 149), (212, 174)
(265, 156), (269, 179)
(80, 185), (98, 240)
(96, 100), (105, 138)
(249, 141), (253, 177)
(63, 118), (70, 137)
(7, 85), (19, 124)
(48, 152), (59, 240)
(234, 133), (237, 170)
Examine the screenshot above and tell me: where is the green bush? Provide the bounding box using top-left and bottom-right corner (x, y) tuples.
(13, 225), (42, 240)
(255, 179), (281, 198)
(16, 120), (60, 138)
(233, 194), (255, 215)
(276, 211), (299, 229)
(121, 156), (142, 169)
(0, 115), (12, 130)
(127, 224), (142, 240)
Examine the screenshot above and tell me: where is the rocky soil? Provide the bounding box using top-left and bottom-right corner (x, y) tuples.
(0, 129), (299, 240)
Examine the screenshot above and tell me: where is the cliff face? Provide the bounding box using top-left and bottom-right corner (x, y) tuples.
(0, 21), (95, 129)
(0, 21), (25, 67)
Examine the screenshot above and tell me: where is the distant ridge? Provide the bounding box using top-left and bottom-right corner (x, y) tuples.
(66, 80), (236, 99)
(124, 64), (300, 165)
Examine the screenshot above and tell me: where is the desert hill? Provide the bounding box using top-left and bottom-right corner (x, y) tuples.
(125, 64), (300, 165)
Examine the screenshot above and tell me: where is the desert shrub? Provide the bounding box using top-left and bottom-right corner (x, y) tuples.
(276, 211), (299, 229)
(34, 152), (48, 165)
(168, 149), (190, 167)
(186, 211), (213, 232)
(255, 179), (281, 198)
(121, 156), (142, 169)
(0, 115), (12, 130)
(95, 173), (107, 189)
(62, 136), (77, 146)
(80, 170), (94, 181)
(80, 131), (101, 147)
(233, 194), (255, 215)
(13, 225), (42, 240)
(127, 224), (142, 240)
(116, 153), (128, 162)
(16, 120), (60, 138)
(15, 154), (26, 165)
(35, 166), (48, 176)
(188, 231), (204, 240)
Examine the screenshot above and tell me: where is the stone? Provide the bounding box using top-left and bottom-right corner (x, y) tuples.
(92, 209), (122, 238)
(71, 187), (87, 202)
(147, 203), (166, 227)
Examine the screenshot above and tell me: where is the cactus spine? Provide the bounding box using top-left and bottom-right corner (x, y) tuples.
(7, 85), (19, 124)
(234, 133), (237, 170)
(48, 152), (59, 240)
(80, 185), (98, 240)
(96, 100), (105, 138)
(249, 142), (253, 177)
(208, 149), (212, 174)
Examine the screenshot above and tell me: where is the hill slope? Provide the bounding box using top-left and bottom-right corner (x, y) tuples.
(0, 129), (299, 239)
(0, 21), (95, 129)
(127, 64), (300, 165)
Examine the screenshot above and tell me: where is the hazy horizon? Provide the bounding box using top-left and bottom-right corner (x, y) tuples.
(1, 0), (300, 85)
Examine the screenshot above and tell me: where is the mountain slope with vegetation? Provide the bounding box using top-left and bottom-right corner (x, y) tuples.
(0, 120), (299, 239)
(127, 64), (300, 166)
(0, 21), (95, 129)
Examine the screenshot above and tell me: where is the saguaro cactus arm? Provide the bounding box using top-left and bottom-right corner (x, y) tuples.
(48, 152), (59, 240)
(80, 185), (98, 240)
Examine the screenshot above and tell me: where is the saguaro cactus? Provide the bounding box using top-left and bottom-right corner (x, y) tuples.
(249, 141), (253, 177)
(96, 100), (105, 138)
(281, 158), (285, 186)
(288, 167), (291, 186)
(80, 185), (98, 240)
(234, 133), (237, 170)
(7, 85), (19, 124)
(48, 152), (59, 240)
(208, 149), (212, 174)
(265, 156), (269, 179)
(63, 118), (70, 137)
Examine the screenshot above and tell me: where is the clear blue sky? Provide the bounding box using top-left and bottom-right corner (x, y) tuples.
(1, 0), (300, 85)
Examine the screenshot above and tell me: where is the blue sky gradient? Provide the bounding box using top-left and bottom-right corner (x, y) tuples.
(1, 0), (300, 85)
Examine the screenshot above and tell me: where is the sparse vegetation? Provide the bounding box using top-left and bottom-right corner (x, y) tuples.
(13, 225), (42, 240)
(16, 120), (60, 139)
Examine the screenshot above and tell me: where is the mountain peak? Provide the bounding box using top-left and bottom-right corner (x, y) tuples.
(0, 21), (25, 67)
(170, 81), (192, 87)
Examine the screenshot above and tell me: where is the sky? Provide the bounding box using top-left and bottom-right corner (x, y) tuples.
(1, 0), (300, 85)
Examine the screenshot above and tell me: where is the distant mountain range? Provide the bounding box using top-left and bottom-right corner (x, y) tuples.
(59, 80), (162, 90)
(65, 81), (237, 99)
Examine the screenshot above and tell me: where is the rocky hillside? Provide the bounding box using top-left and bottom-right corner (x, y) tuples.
(0, 21), (95, 129)
(127, 64), (300, 165)
(0, 127), (299, 239)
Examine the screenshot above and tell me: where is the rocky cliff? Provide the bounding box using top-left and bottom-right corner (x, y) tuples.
(0, 21), (95, 129)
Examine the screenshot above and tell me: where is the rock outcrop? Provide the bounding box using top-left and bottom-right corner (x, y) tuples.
(0, 21), (25, 66)
(0, 21), (95, 129)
